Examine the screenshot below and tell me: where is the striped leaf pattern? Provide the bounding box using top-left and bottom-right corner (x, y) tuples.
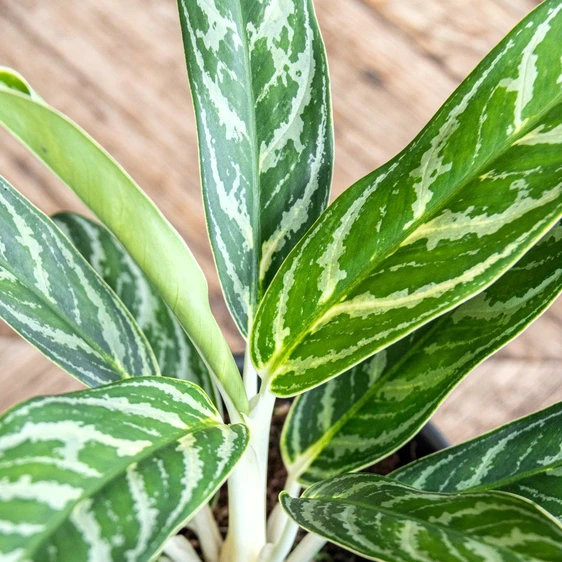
(178, 0), (333, 336)
(54, 212), (218, 405)
(282, 223), (562, 484)
(0, 176), (158, 387)
(281, 474), (562, 561)
(392, 401), (562, 521)
(0, 69), (248, 414)
(0, 377), (248, 562)
(251, 0), (562, 396)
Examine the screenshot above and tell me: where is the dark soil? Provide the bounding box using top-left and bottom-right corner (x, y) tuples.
(186, 399), (439, 561)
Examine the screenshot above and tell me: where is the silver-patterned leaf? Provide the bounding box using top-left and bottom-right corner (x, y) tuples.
(392, 401), (562, 521)
(0, 69), (248, 414)
(282, 223), (562, 484)
(178, 0), (333, 335)
(0, 176), (159, 387)
(281, 474), (562, 561)
(0, 377), (248, 562)
(251, 0), (562, 396)
(54, 212), (219, 406)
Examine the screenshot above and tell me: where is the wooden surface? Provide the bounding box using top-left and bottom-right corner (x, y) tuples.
(1, 0), (559, 445)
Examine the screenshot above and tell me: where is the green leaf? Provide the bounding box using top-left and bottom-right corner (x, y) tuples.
(281, 474), (562, 562)
(0, 176), (159, 387)
(251, 0), (562, 396)
(392, 401), (562, 521)
(53, 212), (219, 406)
(177, 0), (333, 336)
(282, 223), (562, 484)
(0, 377), (248, 562)
(0, 69), (248, 415)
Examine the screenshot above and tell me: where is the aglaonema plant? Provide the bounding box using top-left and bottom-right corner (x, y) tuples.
(0, 0), (562, 560)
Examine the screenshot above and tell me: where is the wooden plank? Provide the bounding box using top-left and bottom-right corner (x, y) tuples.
(0, 0), (457, 198)
(433, 359), (562, 445)
(0, 338), (83, 411)
(363, 0), (541, 79)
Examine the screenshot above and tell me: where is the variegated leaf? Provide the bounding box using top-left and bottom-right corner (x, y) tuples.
(282, 223), (562, 484)
(392, 401), (562, 521)
(0, 176), (159, 387)
(0, 69), (248, 414)
(0, 377), (248, 562)
(178, 0), (333, 336)
(251, 0), (562, 396)
(54, 212), (219, 406)
(281, 474), (562, 561)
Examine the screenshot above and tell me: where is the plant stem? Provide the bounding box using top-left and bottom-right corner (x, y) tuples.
(284, 534), (326, 562)
(243, 345), (258, 400)
(261, 518), (300, 562)
(189, 505), (223, 562)
(267, 473), (301, 542)
(221, 378), (276, 562)
(163, 535), (203, 562)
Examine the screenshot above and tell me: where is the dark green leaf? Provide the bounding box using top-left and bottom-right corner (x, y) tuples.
(393, 401), (562, 521)
(178, 0), (333, 335)
(0, 377), (248, 561)
(0, 176), (159, 387)
(282, 474), (562, 561)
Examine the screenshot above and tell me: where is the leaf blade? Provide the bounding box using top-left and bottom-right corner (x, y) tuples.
(0, 72), (248, 413)
(0, 377), (248, 562)
(392, 401), (562, 520)
(282, 223), (562, 484)
(178, 0), (333, 335)
(251, 0), (562, 396)
(281, 474), (562, 562)
(0, 176), (159, 387)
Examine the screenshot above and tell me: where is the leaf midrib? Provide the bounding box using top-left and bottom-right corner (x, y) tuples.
(25, 417), (221, 559)
(231, 0), (261, 331)
(267, 73), (562, 379)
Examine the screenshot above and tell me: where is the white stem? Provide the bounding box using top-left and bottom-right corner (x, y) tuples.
(267, 473), (301, 542)
(163, 535), (203, 562)
(243, 346), (258, 400)
(190, 505), (223, 562)
(285, 534), (326, 562)
(221, 384), (276, 562)
(262, 518), (300, 562)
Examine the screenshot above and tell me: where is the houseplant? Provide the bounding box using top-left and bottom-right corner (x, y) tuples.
(0, 0), (562, 560)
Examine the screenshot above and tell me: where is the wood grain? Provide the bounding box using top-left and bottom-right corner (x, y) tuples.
(0, 0), (559, 445)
